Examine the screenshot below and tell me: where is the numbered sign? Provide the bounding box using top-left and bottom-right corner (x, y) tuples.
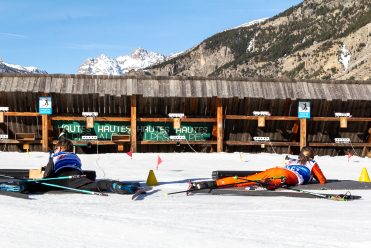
(39, 97), (52, 115)
(298, 101), (310, 119)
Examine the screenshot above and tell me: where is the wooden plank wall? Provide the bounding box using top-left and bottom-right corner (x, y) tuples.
(0, 75), (371, 155)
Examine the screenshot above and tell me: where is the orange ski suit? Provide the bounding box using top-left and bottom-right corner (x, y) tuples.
(215, 159), (326, 188)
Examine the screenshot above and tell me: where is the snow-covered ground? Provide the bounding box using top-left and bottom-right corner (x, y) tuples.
(1, 151), (371, 248)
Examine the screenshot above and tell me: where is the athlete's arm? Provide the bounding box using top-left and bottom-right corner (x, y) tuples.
(312, 163), (326, 184)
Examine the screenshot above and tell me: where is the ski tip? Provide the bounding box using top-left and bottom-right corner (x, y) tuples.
(163, 192), (169, 198)
(131, 188), (147, 200)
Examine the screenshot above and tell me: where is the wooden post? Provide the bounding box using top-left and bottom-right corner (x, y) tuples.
(340, 117), (348, 128)
(291, 122), (299, 141)
(257, 116), (266, 127)
(117, 144), (124, 152)
(86, 116), (94, 129)
(131, 95), (137, 152)
(366, 128), (371, 158)
(216, 98), (223, 152)
(173, 118), (181, 129)
(42, 115), (49, 152)
(0, 112), (4, 123)
(299, 118), (307, 150)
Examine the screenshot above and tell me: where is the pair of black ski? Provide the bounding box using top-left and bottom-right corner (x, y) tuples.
(0, 174), (149, 200)
(0, 175), (91, 199)
(167, 177), (361, 201)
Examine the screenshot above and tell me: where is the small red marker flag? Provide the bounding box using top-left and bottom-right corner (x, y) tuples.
(156, 155), (163, 170)
(127, 146), (133, 160)
(347, 151), (352, 162)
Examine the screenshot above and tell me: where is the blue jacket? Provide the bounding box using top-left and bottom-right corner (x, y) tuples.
(52, 151), (82, 173)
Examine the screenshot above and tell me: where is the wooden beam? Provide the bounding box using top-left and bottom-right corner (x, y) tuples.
(140, 141), (217, 145)
(5, 112), (40, 117)
(0, 140), (42, 144)
(131, 95), (137, 152)
(225, 115), (298, 121)
(225, 115), (371, 122)
(311, 117), (371, 122)
(300, 118), (307, 149)
(225, 141), (300, 146)
(42, 115), (49, 152)
(51, 116), (131, 121)
(216, 98), (223, 152)
(138, 117), (216, 122)
(52, 140), (217, 146)
(309, 143), (371, 147)
(52, 140), (118, 146)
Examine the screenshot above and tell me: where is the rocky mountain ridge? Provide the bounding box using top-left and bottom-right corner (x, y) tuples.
(77, 48), (166, 75)
(149, 0), (371, 80)
(0, 58), (47, 74)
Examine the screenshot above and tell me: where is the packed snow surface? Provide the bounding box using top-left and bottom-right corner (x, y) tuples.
(1, 152), (370, 248)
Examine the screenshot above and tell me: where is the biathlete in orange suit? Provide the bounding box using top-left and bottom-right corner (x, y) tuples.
(191, 147), (327, 190)
(217, 147), (327, 189)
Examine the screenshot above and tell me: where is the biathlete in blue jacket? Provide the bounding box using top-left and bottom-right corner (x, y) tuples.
(25, 138), (139, 194)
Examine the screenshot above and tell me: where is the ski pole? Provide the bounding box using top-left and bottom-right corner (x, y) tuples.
(0, 174), (86, 183)
(38, 182), (108, 196)
(236, 176), (357, 201)
(24, 175), (86, 182)
(282, 187), (353, 201)
(236, 176), (355, 201)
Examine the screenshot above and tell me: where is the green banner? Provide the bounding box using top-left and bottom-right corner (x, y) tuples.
(139, 122), (212, 141)
(53, 121), (212, 141)
(54, 121), (130, 141)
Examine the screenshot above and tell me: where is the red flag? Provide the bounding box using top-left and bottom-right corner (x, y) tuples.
(347, 151), (352, 162)
(156, 155), (163, 170)
(126, 146), (133, 160)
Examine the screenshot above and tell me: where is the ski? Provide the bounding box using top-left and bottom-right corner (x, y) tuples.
(0, 174), (87, 184)
(0, 190), (30, 199)
(0, 184), (30, 199)
(282, 187), (361, 201)
(211, 170), (262, 180)
(166, 176), (286, 196)
(193, 187), (361, 201)
(0, 169), (97, 181)
(166, 177), (362, 201)
(131, 187), (152, 200)
(131, 188), (147, 200)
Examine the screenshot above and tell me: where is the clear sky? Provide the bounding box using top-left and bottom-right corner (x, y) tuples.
(0, 0), (302, 74)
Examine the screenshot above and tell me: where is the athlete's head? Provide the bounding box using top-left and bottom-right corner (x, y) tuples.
(298, 146), (315, 165)
(54, 137), (74, 153)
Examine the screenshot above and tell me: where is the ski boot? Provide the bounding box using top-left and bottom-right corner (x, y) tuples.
(190, 180), (216, 190)
(111, 182), (139, 194)
(0, 181), (26, 193)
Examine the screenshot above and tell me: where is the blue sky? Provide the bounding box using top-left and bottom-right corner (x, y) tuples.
(0, 0), (302, 74)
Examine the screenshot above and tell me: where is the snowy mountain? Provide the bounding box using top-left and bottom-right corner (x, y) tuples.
(0, 58), (47, 74)
(77, 48), (166, 75)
